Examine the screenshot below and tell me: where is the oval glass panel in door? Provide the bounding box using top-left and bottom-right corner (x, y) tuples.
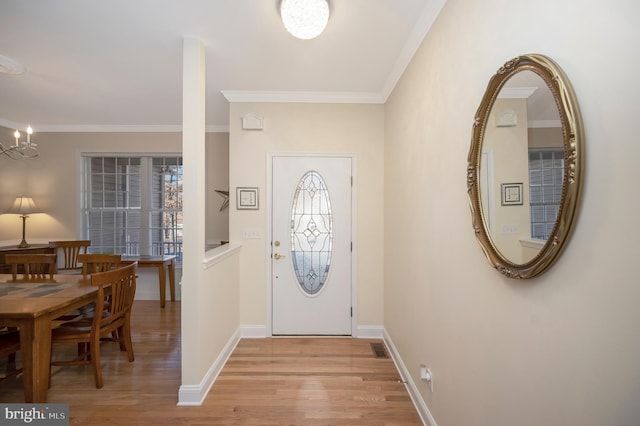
(290, 171), (333, 295)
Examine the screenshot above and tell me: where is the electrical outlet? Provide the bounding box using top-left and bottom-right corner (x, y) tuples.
(420, 364), (433, 392)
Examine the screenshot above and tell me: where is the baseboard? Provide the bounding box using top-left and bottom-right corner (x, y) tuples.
(240, 325), (268, 338)
(383, 329), (437, 426)
(238, 324), (383, 338)
(177, 328), (241, 406)
(355, 325), (384, 338)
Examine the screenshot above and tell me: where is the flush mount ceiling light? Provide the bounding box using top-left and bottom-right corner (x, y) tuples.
(280, 0), (330, 40)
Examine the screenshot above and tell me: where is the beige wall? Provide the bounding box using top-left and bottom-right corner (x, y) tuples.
(0, 130), (228, 245)
(229, 102), (385, 330)
(185, 248), (240, 384)
(384, 0), (640, 425)
(484, 98), (531, 261)
(0, 131), (176, 241)
(529, 126), (563, 149)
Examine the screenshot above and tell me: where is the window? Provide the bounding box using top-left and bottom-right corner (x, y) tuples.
(290, 171), (333, 295)
(528, 150), (563, 240)
(82, 155), (183, 262)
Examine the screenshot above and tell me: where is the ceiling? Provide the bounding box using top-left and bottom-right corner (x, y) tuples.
(0, 0), (443, 132)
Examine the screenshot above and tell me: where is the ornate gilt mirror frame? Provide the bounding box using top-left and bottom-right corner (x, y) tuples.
(467, 54), (584, 278)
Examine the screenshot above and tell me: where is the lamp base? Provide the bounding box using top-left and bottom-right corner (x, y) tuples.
(18, 215), (30, 248)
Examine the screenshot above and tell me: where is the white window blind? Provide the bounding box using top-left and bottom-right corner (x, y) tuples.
(528, 150), (563, 240)
(82, 155), (183, 262)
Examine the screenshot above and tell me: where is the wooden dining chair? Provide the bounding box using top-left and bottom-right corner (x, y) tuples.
(74, 253), (124, 334)
(50, 262), (138, 389)
(0, 330), (22, 385)
(77, 253), (123, 279)
(5, 253), (57, 282)
(48, 240), (91, 274)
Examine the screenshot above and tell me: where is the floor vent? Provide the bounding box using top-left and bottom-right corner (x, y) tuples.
(370, 342), (388, 359)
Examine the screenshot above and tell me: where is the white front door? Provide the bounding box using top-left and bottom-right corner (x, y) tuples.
(272, 155), (352, 335)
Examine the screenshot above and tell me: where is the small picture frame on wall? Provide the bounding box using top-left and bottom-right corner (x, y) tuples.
(501, 183), (523, 206)
(236, 187), (259, 210)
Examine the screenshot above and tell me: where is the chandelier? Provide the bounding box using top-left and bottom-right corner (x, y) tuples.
(1, 125), (39, 159)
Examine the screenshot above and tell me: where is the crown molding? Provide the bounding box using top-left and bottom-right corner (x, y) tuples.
(498, 87), (538, 99)
(0, 118), (28, 131)
(380, 0), (447, 101)
(0, 121), (229, 133)
(41, 124), (184, 133)
(207, 124), (229, 133)
(221, 90), (384, 104)
(223, 0), (446, 105)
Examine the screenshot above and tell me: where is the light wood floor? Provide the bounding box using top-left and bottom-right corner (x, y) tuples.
(0, 301), (423, 425)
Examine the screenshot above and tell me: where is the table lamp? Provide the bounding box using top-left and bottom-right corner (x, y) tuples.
(7, 196), (41, 248)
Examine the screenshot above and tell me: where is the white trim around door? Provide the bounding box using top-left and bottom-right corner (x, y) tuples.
(266, 152), (358, 336)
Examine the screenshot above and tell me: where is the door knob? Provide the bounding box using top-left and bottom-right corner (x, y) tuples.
(273, 253), (286, 260)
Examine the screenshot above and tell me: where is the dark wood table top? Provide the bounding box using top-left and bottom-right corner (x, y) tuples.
(0, 274), (94, 318)
(121, 254), (176, 264)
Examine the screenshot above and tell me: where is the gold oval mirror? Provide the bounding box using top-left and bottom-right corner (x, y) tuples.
(467, 54), (584, 278)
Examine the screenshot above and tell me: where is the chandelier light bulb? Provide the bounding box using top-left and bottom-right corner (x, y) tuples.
(280, 0), (330, 40)
(2, 123), (39, 159)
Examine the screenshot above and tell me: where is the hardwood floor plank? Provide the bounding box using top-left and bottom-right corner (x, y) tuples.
(0, 301), (422, 425)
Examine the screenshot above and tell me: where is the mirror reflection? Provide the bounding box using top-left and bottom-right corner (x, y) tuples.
(480, 70), (563, 264)
(467, 54), (584, 279)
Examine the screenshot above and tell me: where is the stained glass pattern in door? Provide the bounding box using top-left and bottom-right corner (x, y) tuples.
(290, 171), (333, 295)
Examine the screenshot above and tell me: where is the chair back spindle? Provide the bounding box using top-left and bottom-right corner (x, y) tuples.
(5, 254), (57, 282)
(77, 253), (123, 279)
(48, 240), (91, 273)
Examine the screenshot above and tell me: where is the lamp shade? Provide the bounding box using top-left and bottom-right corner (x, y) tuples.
(280, 0), (330, 40)
(7, 196), (40, 215)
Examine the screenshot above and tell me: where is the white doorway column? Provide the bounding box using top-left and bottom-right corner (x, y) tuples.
(180, 37), (206, 386)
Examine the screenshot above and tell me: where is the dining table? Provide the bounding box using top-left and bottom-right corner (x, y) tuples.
(0, 274), (99, 403)
(121, 255), (176, 308)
